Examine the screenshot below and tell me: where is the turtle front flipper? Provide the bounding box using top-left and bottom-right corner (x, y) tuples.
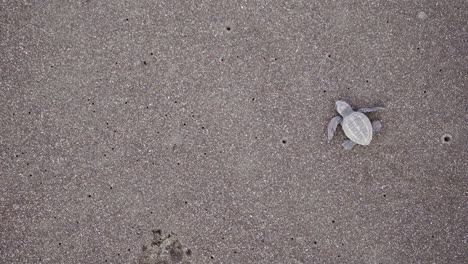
(327, 116), (343, 142)
(342, 139), (358, 150)
(357, 107), (384, 113)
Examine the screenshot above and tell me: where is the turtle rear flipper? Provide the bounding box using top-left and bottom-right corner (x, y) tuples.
(342, 140), (357, 150)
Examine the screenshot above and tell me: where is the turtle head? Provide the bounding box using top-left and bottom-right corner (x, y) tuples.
(336, 100), (353, 116)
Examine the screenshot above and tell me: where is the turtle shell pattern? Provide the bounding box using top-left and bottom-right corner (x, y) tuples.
(342, 112), (373, 145)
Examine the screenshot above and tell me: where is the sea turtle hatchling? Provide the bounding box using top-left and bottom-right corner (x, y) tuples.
(327, 100), (384, 150)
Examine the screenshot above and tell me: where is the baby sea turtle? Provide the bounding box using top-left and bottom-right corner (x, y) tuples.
(327, 100), (384, 150)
